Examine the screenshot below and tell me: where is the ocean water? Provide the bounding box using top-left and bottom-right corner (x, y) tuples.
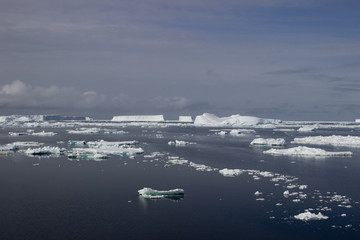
(1, 124), (360, 239)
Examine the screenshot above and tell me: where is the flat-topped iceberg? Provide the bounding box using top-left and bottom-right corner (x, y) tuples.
(263, 146), (352, 157)
(112, 115), (165, 122)
(194, 113), (281, 127)
(292, 135), (360, 147)
(294, 210), (328, 221)
(138, 187), (184, 199)
(251, 138), (286, 146)
(179, 116), (193, 122)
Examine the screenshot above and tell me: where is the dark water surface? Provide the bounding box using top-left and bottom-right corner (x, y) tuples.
(1, 125), (360, 239)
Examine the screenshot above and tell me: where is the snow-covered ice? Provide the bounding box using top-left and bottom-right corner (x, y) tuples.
(292, 135), (360, 147)
(138, 187), (184, 199)
(168, 140), (195, 146)
(25, 146), (66, 155)
(294, 210), (328, 221)
(194, 113), (281, 127)
(219, 168), (243, 177)
(250, 138), (286, 146)
(263, 146), (352, 157)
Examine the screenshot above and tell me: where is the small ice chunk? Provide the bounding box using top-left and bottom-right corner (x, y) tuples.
(168, 140), (195, 146)
(294, 210), (328, 221)
(219, 168), (243, 177)
(138, 187), (184, 199)
(254, 191), (262, 196)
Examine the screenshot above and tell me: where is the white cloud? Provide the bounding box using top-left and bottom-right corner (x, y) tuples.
(0, 80), (107, 109)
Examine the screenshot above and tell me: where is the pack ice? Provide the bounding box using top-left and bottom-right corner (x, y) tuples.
(292, 135), (360, 147)
(250, 138), (286, 146)
(294, 210), (328, 221)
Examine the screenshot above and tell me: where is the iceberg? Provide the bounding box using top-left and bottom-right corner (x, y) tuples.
(138, 187), (184, 199)
(263, 146), (352, 157)
(250, 138), (286, 146)
(111, 115), (165, 122)
(219, 168), (243, 177)
(178, 116), (193, 122)
(194, 113), (281, 127)
(294, 210), (328, 221)
(292, 135), (360, 147)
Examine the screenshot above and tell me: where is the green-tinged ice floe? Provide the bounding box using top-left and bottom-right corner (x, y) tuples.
(67, 152), (108, 161)
(138, 188), (184, 199)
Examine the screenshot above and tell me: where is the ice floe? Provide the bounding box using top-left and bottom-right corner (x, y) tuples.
(67, 128), (100, 134)
(138, 187), (184, 199)
(292, 135), (360, 147)
(250, 138), (286, 146)
(219, 168), (243, 177)
(25, 146), (67, 156)
(263, 146), (352, 157)
(168, 140), (196, 146)
(294, 210), (328, 221)
(194, 113), (281, 127)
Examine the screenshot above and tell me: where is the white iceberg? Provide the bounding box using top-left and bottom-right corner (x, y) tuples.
(112, 115), (165, 122)
(294, 210), (328, 221)
(292, 135), (360, 147)
(219, 168), (243, 177)
(179, 116), (193, 122)
(138, 187), (184, 199)
(250, 138), (286, 146)
(263, 146), (352, 157)
(194, 113), (281, 127)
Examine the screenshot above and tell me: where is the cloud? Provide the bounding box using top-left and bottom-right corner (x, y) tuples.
(0, 80), (107, 109)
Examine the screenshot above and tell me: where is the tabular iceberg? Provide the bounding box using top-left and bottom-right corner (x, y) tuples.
(111, 115), (165, 122)
(138, 188), (184, 199)
(194, 113), (281, 127)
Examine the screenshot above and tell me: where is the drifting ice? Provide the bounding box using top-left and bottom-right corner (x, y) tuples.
(168, 140), (195, 146)
(219, 168), (243, 177)
(194, 113), (281, 127)
(250, 138), (286, 146)
(294, 210), (328, 221)
(263, 146), (352, 157)
(138, 187), (184, 199)
(25, 146), (66, 155)
(292, 135), (360, 147)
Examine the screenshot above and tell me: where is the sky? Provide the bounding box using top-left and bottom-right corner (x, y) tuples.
(0, 0), (359, 120)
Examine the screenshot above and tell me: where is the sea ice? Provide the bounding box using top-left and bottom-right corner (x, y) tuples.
(25, 146), (66, 155)
(194, 113), (281, 127)
(219, 168), (243, 177)
(263, 146), (352, 157)
(250, 138), (286, 146)
(294, 210), (328, 221)
(138, 187), (184, 199)
(32, 131), (57, 136)
(179, 116), (193, 122)
(168, 140), (195, 146)
(298, 125), (318, 132)
(67, 128), (100, 134)
(292, 135), (360, 147)
(189, 162), (218, 172)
